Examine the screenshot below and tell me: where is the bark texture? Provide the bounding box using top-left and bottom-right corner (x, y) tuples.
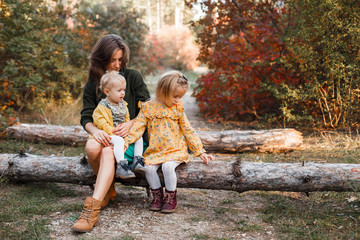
(6, 124), (303, 153)
(1, 153), (359, 192)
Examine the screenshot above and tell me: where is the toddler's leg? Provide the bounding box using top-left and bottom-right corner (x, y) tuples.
(161, 161), (181, 213)
(110, 135), (125, 164)
(133, 137), (143, 156)
(145, 164), (163, 211)
(131, 137), (145, 175)
(111, 136), (135, 179)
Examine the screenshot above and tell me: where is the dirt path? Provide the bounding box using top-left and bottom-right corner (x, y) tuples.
(49, 91), (277, 240)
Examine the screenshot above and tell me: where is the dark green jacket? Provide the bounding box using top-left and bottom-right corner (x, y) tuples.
(80, 68), (150, 134)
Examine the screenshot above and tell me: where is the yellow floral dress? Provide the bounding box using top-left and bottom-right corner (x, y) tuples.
(124, 100), (205, 165)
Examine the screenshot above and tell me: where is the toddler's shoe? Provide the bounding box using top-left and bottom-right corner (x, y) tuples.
(115, 160), (135, 179)
(131, 156), (146, 176)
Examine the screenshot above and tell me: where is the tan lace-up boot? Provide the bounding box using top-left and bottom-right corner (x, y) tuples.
(71, 197), (102, 232)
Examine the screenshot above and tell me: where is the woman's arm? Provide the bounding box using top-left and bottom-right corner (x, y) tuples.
(81, 80), (98, 130)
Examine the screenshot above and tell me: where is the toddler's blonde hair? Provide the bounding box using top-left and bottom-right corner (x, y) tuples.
(155, 70), (189, 103)
(100, 71), (126, 92)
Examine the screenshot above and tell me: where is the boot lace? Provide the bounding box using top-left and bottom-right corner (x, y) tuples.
(120, 163), (132, 171)
(153, 190), (162, 203)
(79, 208), (92, 222)
(163, 193), (174, 205)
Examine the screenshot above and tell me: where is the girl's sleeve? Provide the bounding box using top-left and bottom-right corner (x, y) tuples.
(124, 108), (147, 149)
(179, 111), (206, 157)
(93, 106), (114, 136)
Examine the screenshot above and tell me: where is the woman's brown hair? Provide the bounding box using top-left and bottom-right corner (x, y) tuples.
(87, 34), (130, 97)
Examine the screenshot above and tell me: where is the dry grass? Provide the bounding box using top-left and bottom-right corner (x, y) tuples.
(19, 95), (82, 126)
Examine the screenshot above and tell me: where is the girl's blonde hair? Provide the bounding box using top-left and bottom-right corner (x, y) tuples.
(155, 70), (189, 102)
(100, 70), (126, 92)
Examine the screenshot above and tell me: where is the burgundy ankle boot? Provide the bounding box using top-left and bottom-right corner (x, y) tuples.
(161, 189), (177, 213)
(149, 188), (163, 211)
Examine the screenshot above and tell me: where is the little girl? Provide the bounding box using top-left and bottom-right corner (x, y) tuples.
(125, 70), (214, 213)
(93, 70), (145, 179)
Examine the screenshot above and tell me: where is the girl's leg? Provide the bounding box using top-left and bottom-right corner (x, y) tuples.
(145, 164), (161, 189)
(111, 135), (125, 163)
(161, 161), (181, 191)
(161, 161), (181, 213)
(145, 164), (163, 211)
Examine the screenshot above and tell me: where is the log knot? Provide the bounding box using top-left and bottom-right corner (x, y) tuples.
(232, 157), (242, 178)
(302, 175), (311, 183)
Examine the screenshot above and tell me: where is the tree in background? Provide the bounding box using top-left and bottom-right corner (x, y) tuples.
(0, 0), (153, 118)
(73, 0), (151, 75)
(186, 0), (297, 122)
(0, 0), (86, 114)
(276, 0), (360, 128)
(186, 0), (360, 128)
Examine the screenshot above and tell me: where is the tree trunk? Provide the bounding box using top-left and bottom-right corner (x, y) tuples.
(1, 153), (359, 192)
(6, 124), (303, 153)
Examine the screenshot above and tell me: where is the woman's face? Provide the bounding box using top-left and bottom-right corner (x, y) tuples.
(107, 49), (123, 72)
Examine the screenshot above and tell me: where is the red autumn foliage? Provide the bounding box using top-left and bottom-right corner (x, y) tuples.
(186, 0), (300, 121)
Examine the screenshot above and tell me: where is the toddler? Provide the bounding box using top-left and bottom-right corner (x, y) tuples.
(92, 71), (145, 179)
(125, 70), (214, 213)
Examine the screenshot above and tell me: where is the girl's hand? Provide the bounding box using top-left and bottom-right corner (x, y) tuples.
(199, 153), (214, 165)
(113, 120), (133, 137)
(93, 129), (111, 147)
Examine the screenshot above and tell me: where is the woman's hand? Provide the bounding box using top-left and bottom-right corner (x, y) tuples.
(199, 153), (214, 165)
(93, 129), (111, 147)
(113, 120), (134, 137)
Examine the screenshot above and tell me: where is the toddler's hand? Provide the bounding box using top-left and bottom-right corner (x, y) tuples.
(199, 153), (214, 165)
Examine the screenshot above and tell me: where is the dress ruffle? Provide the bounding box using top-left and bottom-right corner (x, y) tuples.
(138, 100), (184, 120)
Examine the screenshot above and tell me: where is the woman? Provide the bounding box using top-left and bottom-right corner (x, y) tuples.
(71, 34), (150, 233)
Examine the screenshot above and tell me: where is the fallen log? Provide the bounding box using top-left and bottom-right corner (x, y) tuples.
(1, 153), (359, 192)
(6, 123), (303, 153)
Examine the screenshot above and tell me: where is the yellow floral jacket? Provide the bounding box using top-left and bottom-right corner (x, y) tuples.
(124, 100), (205, 165)
(92, 101), (130, 138)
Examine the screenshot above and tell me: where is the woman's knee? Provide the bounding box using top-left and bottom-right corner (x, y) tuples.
(86, 139), (102, 156)
(100, 147), (115, 164)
